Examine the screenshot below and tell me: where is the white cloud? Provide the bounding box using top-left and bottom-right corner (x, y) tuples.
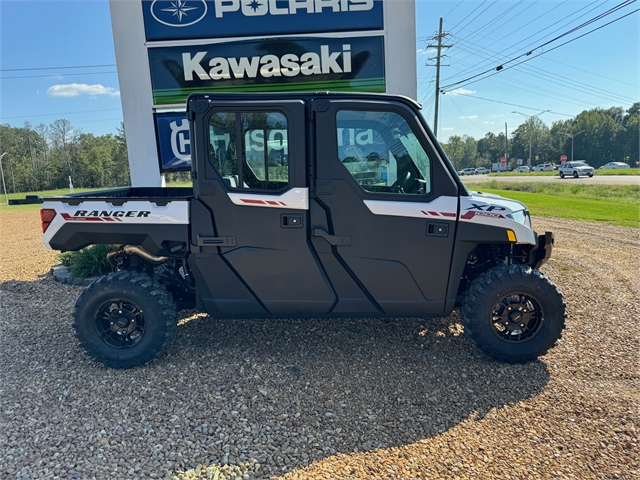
(441, 127), (454, 131)
(47, 83), (120, 97)
(460, 115), (478, 119)
(448, 88), (476, 96)
(482, 121), (496, 125)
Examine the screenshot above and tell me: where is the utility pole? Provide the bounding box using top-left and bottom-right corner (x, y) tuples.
(0, 152), (9, 206)
(562, 130), (585, 162)
(427, 17), (452, 138)
(512, 110), (550, 168)
(505, 122), (508, 170)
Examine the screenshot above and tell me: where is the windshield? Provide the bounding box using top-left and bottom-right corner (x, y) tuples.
(573, 162), (588, 167)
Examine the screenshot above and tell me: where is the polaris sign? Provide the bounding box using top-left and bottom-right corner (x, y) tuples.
(142, 0), (384, 41)
(148, 36), (385, 105)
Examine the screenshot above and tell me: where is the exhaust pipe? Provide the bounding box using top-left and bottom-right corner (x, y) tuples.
(107, 245), (168, 265)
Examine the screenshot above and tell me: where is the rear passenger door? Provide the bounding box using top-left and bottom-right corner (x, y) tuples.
(190, 100), (334, 317)
(312, 99), (460, 316)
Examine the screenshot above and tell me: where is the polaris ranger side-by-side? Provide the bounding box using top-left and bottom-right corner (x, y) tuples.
(41, 93), (565, 368)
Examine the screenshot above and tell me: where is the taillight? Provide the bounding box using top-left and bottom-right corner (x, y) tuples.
(40, 209), (56, 233)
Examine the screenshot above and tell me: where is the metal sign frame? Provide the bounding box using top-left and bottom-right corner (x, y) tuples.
(109, 0), (416, 185)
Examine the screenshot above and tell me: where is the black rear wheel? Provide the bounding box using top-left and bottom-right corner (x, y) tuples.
(73, 271), (177, 368)
(461, 264), (566, 363)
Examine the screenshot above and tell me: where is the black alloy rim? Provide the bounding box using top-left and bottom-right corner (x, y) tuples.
(490, 293), (544, 343)
(94, 300), (145, 349)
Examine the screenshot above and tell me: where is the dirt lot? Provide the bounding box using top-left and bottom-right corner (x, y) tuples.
(0, 208), (638, 479)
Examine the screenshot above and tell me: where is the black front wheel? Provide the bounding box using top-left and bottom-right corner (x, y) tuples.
(72, 271), (178, 368)
(461, 264), (566, 363)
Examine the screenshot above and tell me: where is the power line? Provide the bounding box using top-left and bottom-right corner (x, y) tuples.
(446, 94), (496, 135)
(448, 1), (488, 33)
(447, 0), (604, 82)
(0, 108), (122, 121)
(0, 64), (116, 72)
(448, 39), (637, 104)
(443, 56), (607, 109)
(448, 7), (640, 91)
(1, 71), (118, 80)
(454, 0), (528, 44)
(442, 4), (639, 91)
(443, 92), (574, 117)
(452, 0), (498, 35)
(448, 0), (572, 79)
(446, 57), (618, 109)
(451, 29), (638, 89)
(444, 0), (635, 87)
(444, 1), (464, 19)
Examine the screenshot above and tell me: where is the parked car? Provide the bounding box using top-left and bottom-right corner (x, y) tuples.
(475, 167), (490, 174)
(599, 162), (630, 170)
(558, 161), (594, 178)
(532, 164), (554, 172)
(458, 168), (476, 176)
(514, 166), (530, 173)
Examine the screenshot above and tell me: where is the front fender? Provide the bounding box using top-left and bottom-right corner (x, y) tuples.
(529, 232), (554, 269)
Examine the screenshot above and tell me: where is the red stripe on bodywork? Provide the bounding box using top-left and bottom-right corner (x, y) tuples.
(241, 199), (266, 205)
(440, 212), (457, 217)
(428, 211), (439, 216)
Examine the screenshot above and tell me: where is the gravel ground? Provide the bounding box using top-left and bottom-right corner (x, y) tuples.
(0, 208), (638, 479)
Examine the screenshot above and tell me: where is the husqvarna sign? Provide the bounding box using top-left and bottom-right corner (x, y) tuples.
(109, 0), (415, 184)
(142, 0), (384, 41)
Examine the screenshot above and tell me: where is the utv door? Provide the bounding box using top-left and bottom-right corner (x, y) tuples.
(312, 99), (459, 316)
(189, 99), (334, 317)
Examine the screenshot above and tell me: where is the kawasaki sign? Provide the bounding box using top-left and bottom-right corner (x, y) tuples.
(142, 0), (384, 41)
(148, 36), (385, 106)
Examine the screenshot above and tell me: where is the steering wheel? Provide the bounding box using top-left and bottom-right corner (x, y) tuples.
(390, 171), (413, 193)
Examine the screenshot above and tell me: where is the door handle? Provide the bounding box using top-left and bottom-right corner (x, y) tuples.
(311, 227), (351, 246)
(426, 222), (449, 237)
(196, 235), (237, 247)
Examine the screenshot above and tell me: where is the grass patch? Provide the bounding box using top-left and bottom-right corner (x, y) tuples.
(595, 168), (640, 175)
(489, 168), (639, 177)
(0, 187), (102, 205)
(166, 181), (193, 188)
(489, 171), (556, 177)
(475, 182), (640, 228)
(57, 244), (115, 278)
(555, 263), (585, 274)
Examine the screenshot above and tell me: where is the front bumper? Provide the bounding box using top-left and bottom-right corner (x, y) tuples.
(529, 232), (554, 269)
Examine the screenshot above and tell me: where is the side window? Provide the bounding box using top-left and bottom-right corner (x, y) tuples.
(336, 110), (432, 195)
(209, 111), (289, 190)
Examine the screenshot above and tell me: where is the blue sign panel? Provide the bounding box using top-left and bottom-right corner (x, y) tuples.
(142, 0), (384, 41)
(155, 112), (191, 171)
(149, 36), (385, 105)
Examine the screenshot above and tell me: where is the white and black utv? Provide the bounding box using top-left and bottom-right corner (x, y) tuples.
(41, 92), (565, 368)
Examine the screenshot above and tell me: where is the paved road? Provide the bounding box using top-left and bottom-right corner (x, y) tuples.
(461, 174), (639, 185)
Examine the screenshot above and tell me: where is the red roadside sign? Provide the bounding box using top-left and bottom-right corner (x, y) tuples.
(561, 155), (567, 163)
(500, 157), (506, 164)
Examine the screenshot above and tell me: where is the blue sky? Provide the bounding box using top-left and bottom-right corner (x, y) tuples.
(0, 0), (638, 141)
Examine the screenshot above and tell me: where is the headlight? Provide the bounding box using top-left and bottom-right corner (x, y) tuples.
(507, 210), (531, 228)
